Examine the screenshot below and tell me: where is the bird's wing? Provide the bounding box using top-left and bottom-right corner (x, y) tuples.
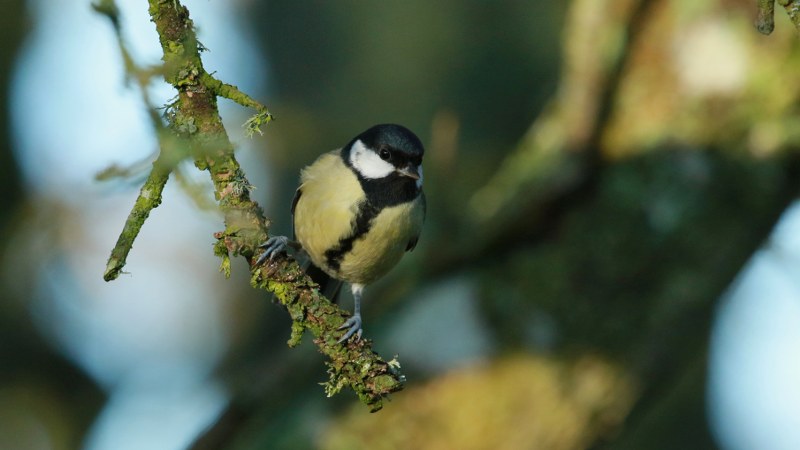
(291, 187), (302, 240)
(405, 191), (426, 252)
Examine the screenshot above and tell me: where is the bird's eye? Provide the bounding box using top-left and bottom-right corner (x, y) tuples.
(379, 148), (391, 161)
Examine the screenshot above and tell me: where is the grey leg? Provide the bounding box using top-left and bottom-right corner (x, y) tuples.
(337, 283), (364, 343)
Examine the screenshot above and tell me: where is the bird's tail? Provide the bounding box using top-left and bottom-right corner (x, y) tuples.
(303, 260), (343, 304)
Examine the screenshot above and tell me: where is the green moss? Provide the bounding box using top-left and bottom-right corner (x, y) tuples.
(166, 40), (184, 55)
(288, 321), (305, 347)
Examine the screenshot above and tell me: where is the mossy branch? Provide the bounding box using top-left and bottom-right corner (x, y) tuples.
(757, 0), (800, 34)
(200, 72), (275, 137)
(104, 163), (170, 281)
(96, 0), (183, 280)
(99, 0), (403, 411)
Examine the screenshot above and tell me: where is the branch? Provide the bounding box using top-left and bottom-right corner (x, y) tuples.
(99, 0), (404, 411)
(757, 0), (800, 33)
(103, 163), (169, 280)
(756, 0), (776, 34)
(95, 0), (183, 280)
(200, 72), (274, 137)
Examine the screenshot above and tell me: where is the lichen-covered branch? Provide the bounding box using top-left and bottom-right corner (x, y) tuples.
(103, 163), (170, 281)
(251, 261), (404, 408)
(200, 72), (274, 137)
(780, 0), (800, 30)
(101, 0), (403, 411)
(756, 0), (776, 34)
(96, 0), (178, 281)
(757, 0), (800, 33)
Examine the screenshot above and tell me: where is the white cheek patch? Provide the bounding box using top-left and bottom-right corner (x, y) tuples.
(350, 140), (395, 179)
(416, 166), (423, 188)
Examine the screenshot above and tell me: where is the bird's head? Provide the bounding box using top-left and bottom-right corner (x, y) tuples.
(345, 124), (424, 188)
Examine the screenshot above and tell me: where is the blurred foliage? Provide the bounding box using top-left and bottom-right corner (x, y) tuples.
(481, 149), (790, 354)
(322, 354), (635, 450)
(0, 1), (105, 450)
(3, 0), (800, 449)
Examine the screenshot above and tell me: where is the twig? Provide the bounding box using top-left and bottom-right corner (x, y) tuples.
(103, 162), (170, 281)
(200, 72), (274, 136)
(757, 0), (800, 33)
(95, 0), (178, 280)
(757, 0), (776, 34)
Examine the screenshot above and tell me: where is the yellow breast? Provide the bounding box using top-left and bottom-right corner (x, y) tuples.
(337, 198), (424, 284)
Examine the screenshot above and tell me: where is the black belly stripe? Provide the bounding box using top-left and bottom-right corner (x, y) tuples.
(324, 201), (381, 272)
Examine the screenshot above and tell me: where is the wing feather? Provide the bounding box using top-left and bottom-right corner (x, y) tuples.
(405, 191), (426, 252)
(291, 187), (302, 240)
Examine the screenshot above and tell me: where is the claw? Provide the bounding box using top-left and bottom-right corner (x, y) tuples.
(337, 313), (362, 343)
(255, 236), (289, 265)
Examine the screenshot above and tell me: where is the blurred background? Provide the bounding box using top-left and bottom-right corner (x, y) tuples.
(2, 0), (800, 449)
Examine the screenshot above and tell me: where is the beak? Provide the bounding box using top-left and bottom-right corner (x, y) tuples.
(396, 166), (420, 180)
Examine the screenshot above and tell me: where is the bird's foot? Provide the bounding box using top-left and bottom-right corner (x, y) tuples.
(337, 313), (363, 343)
(255, 236), (290, 265)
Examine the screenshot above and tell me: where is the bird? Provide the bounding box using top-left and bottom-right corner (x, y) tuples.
(257, 124), (426, 343)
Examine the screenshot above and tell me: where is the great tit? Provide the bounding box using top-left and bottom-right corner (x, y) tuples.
(258, 124), (426, 343)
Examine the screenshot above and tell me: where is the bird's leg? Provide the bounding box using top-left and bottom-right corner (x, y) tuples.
(255, 235), (300, 265)
(338, 283), (364, 343)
